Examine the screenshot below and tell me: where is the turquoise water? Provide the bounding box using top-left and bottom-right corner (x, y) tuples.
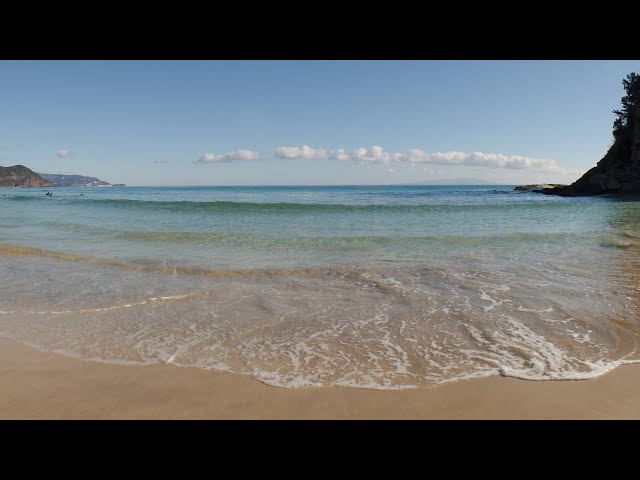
(0, 185), (618, 268)
(2, 185), (640, 388)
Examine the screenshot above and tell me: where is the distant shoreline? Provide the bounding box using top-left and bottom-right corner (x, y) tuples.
(22, 184), (518, 188)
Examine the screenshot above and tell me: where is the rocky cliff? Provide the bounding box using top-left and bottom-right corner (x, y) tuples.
(0, 165), (54, 188)
(543, 73), (640, 197)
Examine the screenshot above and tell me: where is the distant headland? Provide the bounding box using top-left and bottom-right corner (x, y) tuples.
(37, 173), (118, 187)
(0, 165), (53, 188)
(0, 165), (122, 188)
(517, 72), (640, 197)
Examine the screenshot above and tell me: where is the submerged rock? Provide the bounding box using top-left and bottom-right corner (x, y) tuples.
(514, 184), (566, 192)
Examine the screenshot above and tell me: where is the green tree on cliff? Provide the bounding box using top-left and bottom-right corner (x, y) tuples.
(613, 72), (640, 137)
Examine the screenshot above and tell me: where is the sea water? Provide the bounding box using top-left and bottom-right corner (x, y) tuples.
(1, 185), (640, 388)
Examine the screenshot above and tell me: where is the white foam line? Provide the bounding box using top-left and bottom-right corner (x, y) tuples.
(0, 292), (202, 316)
(479, 288), (512, 312)
(500, 358), (640, 381)
(516, 306), (553, 313)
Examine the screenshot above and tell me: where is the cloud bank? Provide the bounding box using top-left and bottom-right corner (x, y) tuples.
(390, 149), (564, 172)
(274, 145), (327, 160)
(274, 145), (564, 173)
(194, 150), (261, 164)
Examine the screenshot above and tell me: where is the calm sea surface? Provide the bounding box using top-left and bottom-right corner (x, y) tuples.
(2, 185), (640, 388)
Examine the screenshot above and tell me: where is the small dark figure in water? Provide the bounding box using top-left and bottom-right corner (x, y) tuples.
(80, 192), (84, 196)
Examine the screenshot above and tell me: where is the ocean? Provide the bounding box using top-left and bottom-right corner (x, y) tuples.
(1, 184), (640, 389)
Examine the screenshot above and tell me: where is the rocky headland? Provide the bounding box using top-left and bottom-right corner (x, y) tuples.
(515, 73), (640, 197)
(540, 73), (640, 197)
(0, 165), (54, 188)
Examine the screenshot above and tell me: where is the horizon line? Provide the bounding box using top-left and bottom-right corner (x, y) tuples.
(95, 183), (519, 188)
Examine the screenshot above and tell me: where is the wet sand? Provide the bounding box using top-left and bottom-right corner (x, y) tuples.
(1, 336), (639, 419)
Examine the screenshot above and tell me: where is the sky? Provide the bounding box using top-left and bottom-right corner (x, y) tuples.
(1, 60), (639, 186)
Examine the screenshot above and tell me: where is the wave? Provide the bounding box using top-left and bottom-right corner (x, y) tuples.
(113, 230), (577, 247)
(2, 195), (42, 202)
(1, 264), (638, 389)
(75, 197), (568, 214)
(2, 234), (639, 389)
(2, 224), (580, 252)
(0, 291), (206, 316)
(0, 242), (345, 278)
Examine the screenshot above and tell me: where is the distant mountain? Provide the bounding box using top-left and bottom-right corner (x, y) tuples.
(38, 173), (111, 187)
(0, 165), (53, 187)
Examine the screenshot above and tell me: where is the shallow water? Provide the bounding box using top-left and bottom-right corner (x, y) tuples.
(1, 185), (640, 388)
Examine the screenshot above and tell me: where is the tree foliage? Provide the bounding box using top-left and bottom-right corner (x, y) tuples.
(613, 72), (640, 137)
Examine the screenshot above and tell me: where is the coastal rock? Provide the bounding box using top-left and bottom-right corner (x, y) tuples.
(514, 183), (566, 192)
(608, 167), (632, 182)
(605, 176), (622, 190)
(544, 73), (640, 197)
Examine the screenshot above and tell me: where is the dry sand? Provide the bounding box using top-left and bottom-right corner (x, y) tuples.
(1, 336), (639, 419)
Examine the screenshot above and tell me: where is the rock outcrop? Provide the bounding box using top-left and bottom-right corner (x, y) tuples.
(543, 73), (640, 197)
(0, 165), (54, 188)
(514, 184), (566, 192)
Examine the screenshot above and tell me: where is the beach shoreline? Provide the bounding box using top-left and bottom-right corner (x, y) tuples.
(1, 336), (639, 419)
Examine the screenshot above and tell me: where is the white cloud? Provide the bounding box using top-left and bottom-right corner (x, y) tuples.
(274, 145), (327, 160)
(194, 150), (261, 164)
(56, 148), (71, 158)
(351, 146), (391, 165)
(276, 145), (393, 165)
(330, 149), (351, 161)
(391, 149), (565, 173)
(195, 144), (567, 176)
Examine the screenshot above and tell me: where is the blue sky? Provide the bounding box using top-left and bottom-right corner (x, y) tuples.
(1, 60), (639, 186)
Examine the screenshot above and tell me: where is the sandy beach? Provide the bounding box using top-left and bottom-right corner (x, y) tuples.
(1, 336), (639, 420)
(4, 62), (640, 422)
